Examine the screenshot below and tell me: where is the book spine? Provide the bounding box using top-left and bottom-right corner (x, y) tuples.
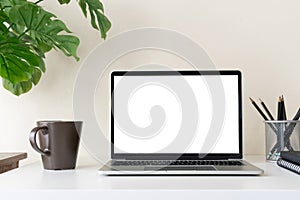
(277, 158), (300, 175)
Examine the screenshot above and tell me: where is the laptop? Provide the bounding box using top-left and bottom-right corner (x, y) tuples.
(99, 70), (263, 175)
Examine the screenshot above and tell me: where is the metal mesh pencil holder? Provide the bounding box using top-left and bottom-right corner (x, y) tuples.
(265, 120), (300, 161)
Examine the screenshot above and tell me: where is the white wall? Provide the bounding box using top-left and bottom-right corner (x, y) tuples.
(1, 0), (300, 164)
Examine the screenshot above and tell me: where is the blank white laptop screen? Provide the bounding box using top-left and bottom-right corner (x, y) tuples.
(113, 72), (239, 154)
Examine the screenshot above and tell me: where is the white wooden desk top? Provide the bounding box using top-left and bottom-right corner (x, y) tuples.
(1, 155), (299, 200)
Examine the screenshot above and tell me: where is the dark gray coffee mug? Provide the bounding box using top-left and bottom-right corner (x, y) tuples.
(29, 121), (82, 170)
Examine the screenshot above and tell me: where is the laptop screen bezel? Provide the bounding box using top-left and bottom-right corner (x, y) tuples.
(111, 70), (242, 160)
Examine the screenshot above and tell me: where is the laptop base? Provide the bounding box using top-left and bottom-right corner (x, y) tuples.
(99, 160), (263, 176)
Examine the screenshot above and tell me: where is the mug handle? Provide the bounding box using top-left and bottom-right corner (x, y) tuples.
(29, 126), (50, 156)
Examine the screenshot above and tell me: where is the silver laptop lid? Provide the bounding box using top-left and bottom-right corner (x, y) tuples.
(111, 70), (242, 160)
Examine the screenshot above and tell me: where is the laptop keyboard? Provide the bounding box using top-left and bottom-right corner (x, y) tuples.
(112, 160), (244, 166)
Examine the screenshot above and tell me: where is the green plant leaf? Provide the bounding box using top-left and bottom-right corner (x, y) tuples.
(30, 67), (42, 85)
(78, 0), (87, 17)
(0, 0), (111, 96)
(0, 37), (45, 83)
(2, 67), (42, 96)
(0, 10), (8, 23)
(58, 0), (71, 4)
(0, 11), (9, 32)
(3, 78), (32, 96)
(51, 35), (80, 59)
(0, 0), (27, 8)
(0, 34), (45, 96)
(9, 3), (80, 60)
(78, 0), (111, 39)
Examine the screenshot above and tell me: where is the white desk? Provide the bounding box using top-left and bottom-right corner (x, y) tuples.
(1, 156), (299, 200)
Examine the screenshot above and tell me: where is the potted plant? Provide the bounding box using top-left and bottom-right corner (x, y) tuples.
(0, 0), (111, 96)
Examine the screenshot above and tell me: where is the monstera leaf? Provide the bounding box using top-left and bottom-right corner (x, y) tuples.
(58, 0), (112, 39)
(58, 0), (71, 4)
(78, 0), (111, 39)
(0, 37), (45, 82)
(2, 68), (42, 96)
(0, 0), (110, 96)
(0, 36), (45, 95)
(0, 1), (78, 95)
(9, 3), (80, 60)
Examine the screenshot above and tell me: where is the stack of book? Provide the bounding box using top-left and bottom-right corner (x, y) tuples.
(277, 151), (300, 175)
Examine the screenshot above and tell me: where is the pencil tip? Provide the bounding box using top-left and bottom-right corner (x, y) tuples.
(259, 98), (263, 102)
(249, 97), (254, 102)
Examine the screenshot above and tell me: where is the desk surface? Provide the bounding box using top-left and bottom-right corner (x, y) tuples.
(1, 155), (299, 200)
